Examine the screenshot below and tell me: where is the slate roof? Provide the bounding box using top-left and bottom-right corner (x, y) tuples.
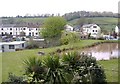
(0, 23), (42, 28)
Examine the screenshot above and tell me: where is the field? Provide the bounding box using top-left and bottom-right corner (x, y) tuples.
(15, 18), (47, 23)
(68, 17), (118, 33)
(98, 59), (119, 82)
(1, 40), (119, 83)
(1, 17), (118, 33)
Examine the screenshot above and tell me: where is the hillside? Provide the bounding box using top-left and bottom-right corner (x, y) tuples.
(1, 17), (118, 33)
(68, 17), (118, 33)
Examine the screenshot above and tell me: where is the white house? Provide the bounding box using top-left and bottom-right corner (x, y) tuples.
(65, 24), (74, 32)
(115, 26), (119, 34)
(81, 24), (101, 38)
(0, 23), (42, 37)
(0, 41), (27, 52)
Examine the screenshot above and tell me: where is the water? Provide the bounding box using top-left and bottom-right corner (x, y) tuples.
(81, 43), (119, 60)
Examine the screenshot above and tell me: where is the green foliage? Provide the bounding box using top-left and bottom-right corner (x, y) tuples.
(43, 55), (67, 84)
(22, 52), (106, 84)
(41, 16), (66, 39)
(23, 56), (46, 82)
(26, 39), (39, 49)
(62, 52), (106, 84)
(60, 31), (80, 45)
(2, 73), (25, 83)
(76, 17), (93, 27)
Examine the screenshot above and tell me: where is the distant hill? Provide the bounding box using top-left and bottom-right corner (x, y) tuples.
(1, 16), (118, 34)
(67, 17), (118, 33)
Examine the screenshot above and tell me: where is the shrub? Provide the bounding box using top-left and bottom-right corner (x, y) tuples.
(26, 42), (39, 49)
(2, 73), (26, 83)
(60, 31), (80, 45)
(62, 52), (107, 84)
(6, 51), (106, 84)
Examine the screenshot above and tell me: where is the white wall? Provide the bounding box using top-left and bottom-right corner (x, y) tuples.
(82, 24), (101, 38)
(0, 27), (41, 37)
(1, 41), (27, 52)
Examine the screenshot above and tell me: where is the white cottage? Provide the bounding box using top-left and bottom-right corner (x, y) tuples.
(0, 41), (27, 52)
(81, 24), (101, 38)
(115, 26), (119, 34)
(65, 24), (74, 32)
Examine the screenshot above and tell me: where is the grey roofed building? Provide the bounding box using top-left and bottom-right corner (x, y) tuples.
(82, 24), (97, 28)
(1, 22), (42, 28)
(1, 24), (16, 27)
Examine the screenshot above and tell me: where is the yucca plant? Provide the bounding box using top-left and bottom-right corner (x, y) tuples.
(23, 56), (46, 83)
(43, 55), (67, 84)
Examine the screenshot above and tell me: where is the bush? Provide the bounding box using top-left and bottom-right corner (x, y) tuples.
(26, 41), (39, 49)
(62, 52), (107, 84)
(2, 73), (26, 84)
(6, 51), (106, 84)
(60, 31), (80, 45)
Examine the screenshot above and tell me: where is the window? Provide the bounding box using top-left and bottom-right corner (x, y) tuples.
(29, 28), (31, 31)
(10, 28), (12, 30)
(2, 45), (4, 49)
(36, 28), (38, 31)
(32, 32), (34, 36)
(23, 28), (26, 30)
(22, 43), (24, 47)
(1, 28), (3, 30)
(10, 32), (12, 35)
(29, 32), (31, 36)
(16, 28), (17, 30)
(93, 26), (97, 28)
(36, 33), (38, 35)
(96, 30), (97, 32)
(9, 45), (14, 49)
(93, 30), (94, 32)
(2, 32), (4, 35)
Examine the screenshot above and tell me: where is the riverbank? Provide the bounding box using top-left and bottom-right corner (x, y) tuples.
(1, 40), (119, 83)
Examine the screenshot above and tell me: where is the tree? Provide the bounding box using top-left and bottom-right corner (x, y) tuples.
(41, 17), (66, 46)
(60, 31), (80, 45)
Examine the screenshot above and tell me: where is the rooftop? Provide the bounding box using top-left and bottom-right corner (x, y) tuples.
(0, 41), (26, 45)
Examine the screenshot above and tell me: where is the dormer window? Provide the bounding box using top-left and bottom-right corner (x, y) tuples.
(93, 26), (97, 28)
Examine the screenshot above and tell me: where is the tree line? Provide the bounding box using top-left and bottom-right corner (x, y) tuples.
(63, 11), (118, 21)
(1, 11), (118, 20)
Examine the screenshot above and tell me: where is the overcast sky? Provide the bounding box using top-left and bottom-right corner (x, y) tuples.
(0, 0), (119, 17)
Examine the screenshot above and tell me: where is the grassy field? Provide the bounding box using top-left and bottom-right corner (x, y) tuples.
(68, 17), (117, 25)
(68, 17), (117, 33)
(1, 40), (119, 83)
(98, 59), (119, 82)
(15, 18), (47, 23)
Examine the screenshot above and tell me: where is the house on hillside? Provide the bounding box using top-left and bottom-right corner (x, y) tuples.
(115, 26), (120, 34)
(0, 23), (42, 37)
(80, 24), (101, 38)
(64, 24), (74, 32)
(0, 41), (27, 52)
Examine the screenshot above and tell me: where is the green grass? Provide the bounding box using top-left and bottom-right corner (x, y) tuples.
(68, 17), (118, 33)
(98, 59), (119, 82)
(1, 40), (119, 83)
(15, 18), (47, 23)
(68, 17), (117, 25)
